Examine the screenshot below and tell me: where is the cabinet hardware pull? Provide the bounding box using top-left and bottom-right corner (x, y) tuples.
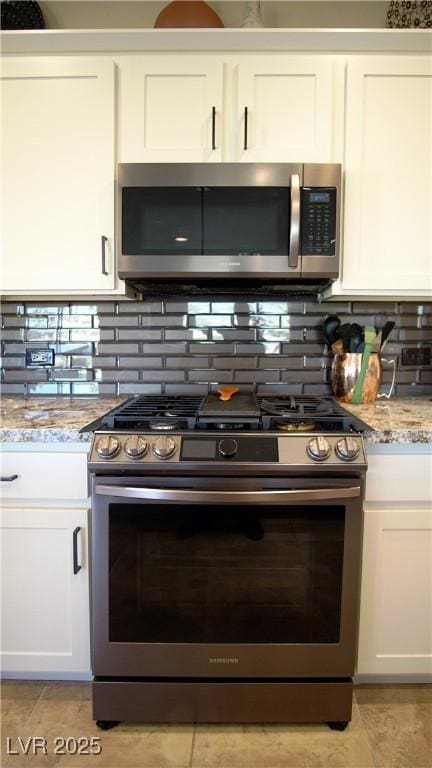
(1, 474), (18, 482)
(73, 526), (82, 575)
(243, 106), (248, 150)
(101, 235), (108, 275)
(211, 106), (216, 151)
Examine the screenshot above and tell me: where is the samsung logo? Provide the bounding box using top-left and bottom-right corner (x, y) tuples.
(209, 657), (239, 664)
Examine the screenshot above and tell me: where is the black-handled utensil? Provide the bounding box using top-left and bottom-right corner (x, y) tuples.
(349, 323), (364, 353)
(380, 320), (396, 351)
(339, 323), (353, 354)
(323, 315), (341, 347)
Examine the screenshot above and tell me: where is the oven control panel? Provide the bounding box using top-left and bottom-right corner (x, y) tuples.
(180, 437), (278, 462)
(91, 434), (279, 464)
(89, 432), (366, 468)
(93, 433), (182, 463)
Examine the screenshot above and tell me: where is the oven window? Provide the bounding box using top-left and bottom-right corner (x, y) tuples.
(108, 504), (344, 645)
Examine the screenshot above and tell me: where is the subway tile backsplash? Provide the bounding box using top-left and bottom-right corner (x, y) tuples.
(1, 299), (431, 397)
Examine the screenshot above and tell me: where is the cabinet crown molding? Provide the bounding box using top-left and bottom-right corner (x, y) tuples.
(1, 28), (431, 55)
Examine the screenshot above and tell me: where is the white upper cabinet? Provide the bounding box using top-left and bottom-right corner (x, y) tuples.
(1, 57), (116, 293)
(234, 56), (337, 162)
(119, 57), (224, 162)
(118, 55), (339, 164)
(329, 55), (432, 299)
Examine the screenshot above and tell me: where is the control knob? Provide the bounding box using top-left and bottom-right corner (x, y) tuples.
(152, 436), (177, 460)
(96, 435), (120, 460)
(218, 438), (238, 458)
(124, 435), (148, 459)
(336, 436), (360, 462)
(307, 436), (331, 462)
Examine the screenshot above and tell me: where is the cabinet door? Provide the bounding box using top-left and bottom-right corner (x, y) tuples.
(342, 56), (432, 294)
(1, 58), (115, 292)
(119, 57), (223, 162)
(0, 506), (90, 677)
(358, 506), (432, 675)
(234, 56), (335, 162)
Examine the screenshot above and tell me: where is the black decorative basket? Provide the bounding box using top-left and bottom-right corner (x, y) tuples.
(0, 1), (45, 29)
(387, 0), (432, 27)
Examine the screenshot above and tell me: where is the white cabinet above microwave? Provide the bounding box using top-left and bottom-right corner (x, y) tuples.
(118, 55), (341, 164)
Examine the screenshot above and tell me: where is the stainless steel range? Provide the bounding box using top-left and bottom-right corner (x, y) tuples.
(87, 393), (368, 731)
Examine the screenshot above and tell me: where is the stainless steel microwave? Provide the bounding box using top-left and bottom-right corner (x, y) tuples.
(117, 163), (341, 287)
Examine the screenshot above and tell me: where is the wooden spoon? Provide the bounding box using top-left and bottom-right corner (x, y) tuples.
(218, 386), (239, 402)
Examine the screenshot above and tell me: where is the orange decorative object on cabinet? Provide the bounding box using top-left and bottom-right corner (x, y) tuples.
(154, 1), (224, 28)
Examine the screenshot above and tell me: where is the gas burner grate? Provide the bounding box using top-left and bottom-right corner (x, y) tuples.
(258, 395), (340, 419)
(256, 395), (370, 433)
(259, 395), (334, 419)
(104, 395), (205, 431)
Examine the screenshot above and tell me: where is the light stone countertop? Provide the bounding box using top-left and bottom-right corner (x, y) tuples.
(0, 396), (127, 443)
(343, 397), (432, 445)
(0, 395), (431, 445)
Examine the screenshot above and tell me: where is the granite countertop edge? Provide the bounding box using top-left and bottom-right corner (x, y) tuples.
(0, 428), (93, 444)
(1, 428), (430, 446)
(0, 395), (431, 445)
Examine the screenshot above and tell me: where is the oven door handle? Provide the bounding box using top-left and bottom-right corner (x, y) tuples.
(94, 485), (361, 504)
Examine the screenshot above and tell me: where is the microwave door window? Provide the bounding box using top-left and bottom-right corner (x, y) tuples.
(203, 187), (289, 257)
(122, 187), (202, 256)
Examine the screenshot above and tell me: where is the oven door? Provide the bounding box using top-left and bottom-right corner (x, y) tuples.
(91, 476), (363, 678)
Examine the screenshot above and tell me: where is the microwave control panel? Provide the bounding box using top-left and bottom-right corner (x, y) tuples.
(301, 187), (337, 256)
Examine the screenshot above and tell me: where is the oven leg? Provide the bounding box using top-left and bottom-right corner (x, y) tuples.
(327, 721), (349, 731)
(96, 720), (120, 731)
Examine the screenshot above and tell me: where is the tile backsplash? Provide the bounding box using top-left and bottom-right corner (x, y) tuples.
(1, 299), (431, 397)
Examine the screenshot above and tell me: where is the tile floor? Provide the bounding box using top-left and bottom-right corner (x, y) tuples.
(1, 682), (431, 768)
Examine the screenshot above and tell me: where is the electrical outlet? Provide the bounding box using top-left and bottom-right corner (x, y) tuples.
(401, 347), (431, 367)
(26, 349), (55, 367)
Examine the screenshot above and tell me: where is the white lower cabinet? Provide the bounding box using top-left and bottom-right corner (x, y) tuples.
(1, 506), (91, 678)
(357, 451), (432, 677)
(0, 445), (90, 679)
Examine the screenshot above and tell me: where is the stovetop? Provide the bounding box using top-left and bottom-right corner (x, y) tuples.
(84, 393), (370, 434)
(87, 394), (369, 472)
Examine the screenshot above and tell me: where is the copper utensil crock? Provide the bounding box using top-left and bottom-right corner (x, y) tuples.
(331, 353), (396, 404)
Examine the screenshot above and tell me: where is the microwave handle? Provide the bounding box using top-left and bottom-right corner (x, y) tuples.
(288, 174), (300, 269)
